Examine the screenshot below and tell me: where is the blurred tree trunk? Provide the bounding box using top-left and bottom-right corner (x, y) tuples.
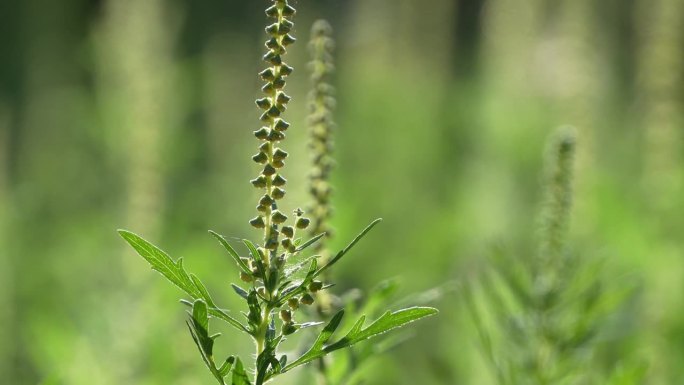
(635, 0), (684, 214)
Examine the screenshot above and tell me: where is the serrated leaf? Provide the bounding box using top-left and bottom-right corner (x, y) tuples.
(209, 230), (252, 274)
(282, 310), (345, 371)
(315, 219), (382, 278)
(118, 230), (201, 299)
(284, 306), (437, 372)
(232, 357), (251, 385)
(119, 230), (248, 334)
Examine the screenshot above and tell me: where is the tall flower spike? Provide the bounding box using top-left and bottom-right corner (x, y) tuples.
(538, 125), (576, 265)
(307, 20), (336, 258)
(307, 20), (336, 315)
(251, 0), (298, 257)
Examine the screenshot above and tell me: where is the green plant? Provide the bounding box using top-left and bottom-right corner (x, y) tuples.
(464, 127), (640, 385)
(307, 19), (337, 317)
(301, 21), (448, 385)
(117, 2), (437, 384)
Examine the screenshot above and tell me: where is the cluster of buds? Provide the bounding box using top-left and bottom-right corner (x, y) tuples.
(307, 20), (337, 256)
(279, 279), (324, 335)
(249, 0), (310, 257)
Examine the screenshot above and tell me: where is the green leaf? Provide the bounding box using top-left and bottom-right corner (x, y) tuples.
(231, 357), (252, 385)
(242, 239), (267, 284)
(191, 273), (217, 308)
(187, 299), (226, 385)
(192, 299), (210, 334)
(284, 306), (437, 372)
(295, 232), (326, 252)
(285, 310), (345, 370)
(315, 219), (382, 278)
(119, 230), (248, 333)
(209, 308), (250, 334)
(231, 283), (249, 300)
(209, 230), (252, 274)
(218, 356), (235, 378)
(118, 230), (201, 299)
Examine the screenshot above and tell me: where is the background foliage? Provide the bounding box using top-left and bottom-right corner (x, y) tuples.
(1, 0), (683, 384)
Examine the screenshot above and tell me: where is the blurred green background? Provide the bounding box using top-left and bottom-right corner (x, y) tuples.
(1, 0), (683, 384)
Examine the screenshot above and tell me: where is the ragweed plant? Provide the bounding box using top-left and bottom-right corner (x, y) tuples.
(118, 2), (437, 385)
(464, 127), (639, 385)
(307, 19), (337, 316)
(301, 21), (449, 385)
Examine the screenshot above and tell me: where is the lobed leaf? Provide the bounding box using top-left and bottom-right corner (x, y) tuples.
(118, 230), (202, 298)
(119, 230), (248, 333)
(283, 306), (437, 372)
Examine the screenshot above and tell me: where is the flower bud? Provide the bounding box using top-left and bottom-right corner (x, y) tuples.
(272, 174), (287, 186)
(295, 217), (311, 229)
(288, 298), (299, 310)
(273, 119), (290, 132)
(240, 271), (253, 283)
(308, 280), (323, 292)
(257, 286), (267, 298)
(264, 51), (282, 66)
(252, 152), (268, 164)
(263, 164), (277, 176)
(251, 176), (267, 188)
(279, 309), (292, 322)
(272, 187), (286, 200)
(272, 148), (288, 161)
(259, 194), (274, 207)
(276, 92), (291, 105)
(272, 159), (285, 168)
(260, 111), (273, 123)
(272, 77), (286, 89)
(259, 68), (276, 82)
(265, 5), (279, 18)
(267, 130), (285, 142)
(262, 82), (276, 94)
(281, 237), (293, 250)
(282, 322), (297, 335)
(271, 210), (288, 224)
(265, 37), (280, 50)
(279, 65), (294, 77)
(281, 226), (294, 238)
(255, 97), (271, 109)
(279, 19), (294, 34)
(265, 23), (279, 36)
(282, 34), (296, 46)
(254, 127), (270, 139)
(282, 5), (296, 17)
(249, 216), (266, 229)
(301, 293), (314, 305)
